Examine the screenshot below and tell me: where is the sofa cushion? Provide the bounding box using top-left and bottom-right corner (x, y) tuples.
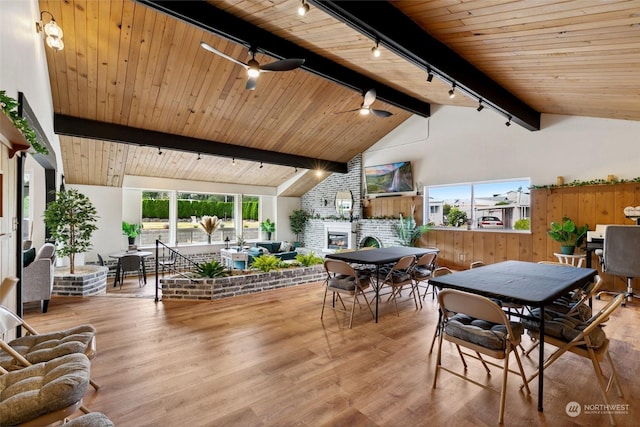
(255, 242), (279, 253)
(23, 248), (36, 268)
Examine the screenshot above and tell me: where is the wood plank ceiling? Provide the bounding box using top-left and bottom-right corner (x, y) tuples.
(39, 0), (640, 195)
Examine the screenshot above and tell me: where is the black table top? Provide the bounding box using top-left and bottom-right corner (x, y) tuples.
(325, 246), (437, 266)
(428, 260), (597, 306)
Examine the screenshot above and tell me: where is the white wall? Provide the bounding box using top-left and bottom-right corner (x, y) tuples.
(1, 0), (63, 314)
(68, 184), (123, 263)
(365, 105), (640, 187)
(275, 197), (301, 243)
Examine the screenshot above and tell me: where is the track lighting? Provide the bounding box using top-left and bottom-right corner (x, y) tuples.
(232, 157), (236, 166)
(158, 147), (162, 155)
(426, 68), (434, 83)
(260, 162), (264, 169)
(197, 153), (201, 160)
(295, 167), (298, 173)
(36, 11), (64, 51)
(477, 100), (484, 112)
(448, 84), (456, 99)
(371, 40), (381, 58)
(505, 116), (512, 127)
(298, 0), (309, 16)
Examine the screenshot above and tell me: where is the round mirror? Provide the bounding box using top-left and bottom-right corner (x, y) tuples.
(335, 190), (353, 215)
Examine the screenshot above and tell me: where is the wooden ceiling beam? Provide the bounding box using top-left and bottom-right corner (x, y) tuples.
(132, 0), (431, 118)
(311, 1), (541, 131)
(53, 114), (348, 173)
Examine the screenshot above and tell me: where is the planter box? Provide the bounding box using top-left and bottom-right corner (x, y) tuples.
(161, 265), (325, 301)
(53, 265), (109, 296)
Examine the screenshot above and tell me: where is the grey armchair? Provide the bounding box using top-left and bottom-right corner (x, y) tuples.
(22, 243), (56, 313)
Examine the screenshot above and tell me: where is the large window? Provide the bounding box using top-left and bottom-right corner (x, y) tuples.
(426, 179), (530, 231)
(134, 190), (262, 246)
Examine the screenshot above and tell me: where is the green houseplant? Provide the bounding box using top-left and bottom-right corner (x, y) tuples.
(289, 209), (309, 246)
(122, 221), (142, 245)
(260, 218), (275, 240)
(395, 206), (430, 246)
(44, 189), (98, 274)
(547, 217), (589, 255)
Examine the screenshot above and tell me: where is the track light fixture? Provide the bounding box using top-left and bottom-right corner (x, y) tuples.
(158, 147), (162, 155)
(298, 0), (309, 16)
(260, 162), (264, 169)
(505, 116), (512, 127)
(36, 11), (64, 51)
(197, 153), (201, 160)
(477, 100), (484, 112)
(371, 40), (381, 58)
(448, 84), (456, 99)
(232, 157), (236, 166)
(295, 167), (298, 173)
(426, 68), (434, 83)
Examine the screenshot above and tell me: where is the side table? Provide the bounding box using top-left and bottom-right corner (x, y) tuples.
(220, 248), (248, 269)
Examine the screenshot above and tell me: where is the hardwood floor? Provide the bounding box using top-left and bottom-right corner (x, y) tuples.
(24, 283), (640, 427)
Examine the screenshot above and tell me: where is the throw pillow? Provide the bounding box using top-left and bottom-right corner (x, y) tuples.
(279, 241), (291, 252)
(23, 248), (36, 268)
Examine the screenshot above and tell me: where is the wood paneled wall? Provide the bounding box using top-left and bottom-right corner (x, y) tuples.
(364, 195), (423, 224)
(416, 182), (640, 292)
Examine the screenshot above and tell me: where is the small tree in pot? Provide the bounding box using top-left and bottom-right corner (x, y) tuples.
(289, 209), (309, 246)
(44, 189), (98, 274)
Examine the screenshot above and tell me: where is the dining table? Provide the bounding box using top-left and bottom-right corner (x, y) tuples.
(109, 251), (153, 287)
(325, 246), (439, 322)
(427, 260), (597, 412)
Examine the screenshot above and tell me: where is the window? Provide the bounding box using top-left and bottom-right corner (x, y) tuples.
(140, 191), (171, 245)
(242, 195), (259, 242)
(176, 192), (234, 244)
(426, 179), (530, 231)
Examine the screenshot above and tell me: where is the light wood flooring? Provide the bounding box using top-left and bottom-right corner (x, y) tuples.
(24, 282), (640, 427)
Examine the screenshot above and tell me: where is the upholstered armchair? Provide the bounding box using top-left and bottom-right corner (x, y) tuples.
(22, 243), (56, 313)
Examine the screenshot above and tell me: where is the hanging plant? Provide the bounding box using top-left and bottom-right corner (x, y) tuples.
(0, 90), (49, 155)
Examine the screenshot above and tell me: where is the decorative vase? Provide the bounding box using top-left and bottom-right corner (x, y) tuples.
(207, 234), (212, 244)
(560, 245), (575, 255)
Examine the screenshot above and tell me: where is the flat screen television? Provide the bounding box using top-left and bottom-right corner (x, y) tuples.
(364, 161), (414, 195)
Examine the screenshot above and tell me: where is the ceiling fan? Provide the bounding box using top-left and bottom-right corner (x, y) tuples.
(200, 41), (304, 91)
(335, 89), (393, 118)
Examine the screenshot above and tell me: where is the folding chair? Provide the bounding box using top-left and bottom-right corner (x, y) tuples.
(522, 293), (626, 426)
(412, 251), (438, 303)
(433, 289), (530, 425)
(0, 353), (91, 426)
(428, 267), (454, 354)
(378, 255), (418, 316)
(0, 305), (100, 392)
(321, 259), (374, 328)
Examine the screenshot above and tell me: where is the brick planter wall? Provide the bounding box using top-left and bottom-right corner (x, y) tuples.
(53, 266), (109, 296)
(161, 265), (325, 301)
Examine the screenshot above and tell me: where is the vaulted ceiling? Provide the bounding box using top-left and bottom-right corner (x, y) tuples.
(39, 0), (640, 196)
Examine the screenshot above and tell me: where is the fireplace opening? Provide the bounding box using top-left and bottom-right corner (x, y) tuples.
(327, 232), (349, 250)
(359, 236), (382, 249)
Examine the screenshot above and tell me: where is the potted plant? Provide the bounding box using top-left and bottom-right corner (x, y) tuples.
(395, 206), (430, 247)
(547, 216), (589, 255)
(44, 189), (98, 274)
(260, 218), (275, 241)
(199, 215), (222, 244)
(122, 221), (142, 245)
(289, 209), (309, 247)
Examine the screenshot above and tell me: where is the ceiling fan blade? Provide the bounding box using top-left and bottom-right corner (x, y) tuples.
(200, 41), (249, 70)
(260, 58), (305, 72)
(371, 109), (393, 118)
(363, 89), (377, 108)
(246, 76), (257, 91)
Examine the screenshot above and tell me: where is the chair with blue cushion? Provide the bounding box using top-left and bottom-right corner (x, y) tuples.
(433, 289), (530, 425)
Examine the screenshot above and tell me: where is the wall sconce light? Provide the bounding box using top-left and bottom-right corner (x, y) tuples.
(371, 40), (381, 58)
(36, 11), (64, 51)
(224, 236), (230, 249)
(298, 0), (309, 16)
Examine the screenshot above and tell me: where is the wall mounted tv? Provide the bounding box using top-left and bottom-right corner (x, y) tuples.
(364, 161), (414, 195)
